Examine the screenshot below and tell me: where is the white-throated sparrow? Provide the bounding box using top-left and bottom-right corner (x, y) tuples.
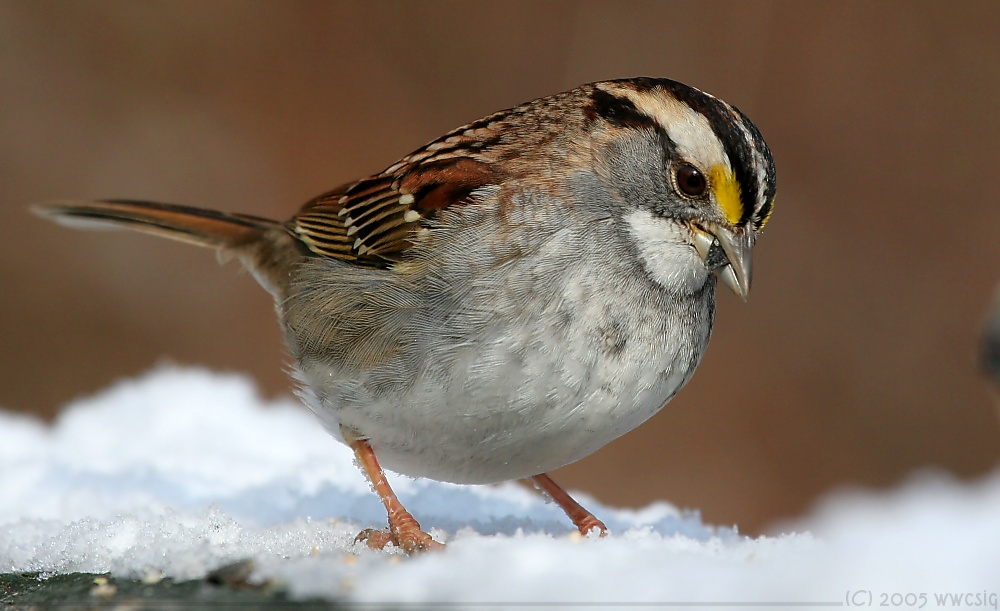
(35, 78), (776, 553)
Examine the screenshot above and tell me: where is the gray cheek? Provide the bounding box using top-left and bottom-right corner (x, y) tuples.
(592, 132), (676, 215)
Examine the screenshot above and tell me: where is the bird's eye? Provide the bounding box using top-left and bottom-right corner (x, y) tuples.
(675, 163), (707, 198)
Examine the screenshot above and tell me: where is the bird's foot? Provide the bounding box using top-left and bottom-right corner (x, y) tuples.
(346, 437), (444, 554)
(529, 473), (609, 538)
(575, 515), (608, 537)
(354, 526), (444, 554)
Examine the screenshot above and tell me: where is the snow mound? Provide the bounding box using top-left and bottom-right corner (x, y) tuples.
(1, 367), (998, 605)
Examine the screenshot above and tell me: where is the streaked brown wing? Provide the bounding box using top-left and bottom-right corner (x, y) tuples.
(289, 150), (501, 267)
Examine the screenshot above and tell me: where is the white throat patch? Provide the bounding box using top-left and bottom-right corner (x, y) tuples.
(624, 208), (709, 294)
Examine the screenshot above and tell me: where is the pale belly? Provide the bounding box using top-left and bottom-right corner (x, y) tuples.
(293, 275), (715, 484)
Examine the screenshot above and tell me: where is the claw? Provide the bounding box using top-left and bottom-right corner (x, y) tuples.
(355, 527), (444, 554)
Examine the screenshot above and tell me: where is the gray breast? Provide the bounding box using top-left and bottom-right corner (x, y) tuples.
(280, 187), (716, 484)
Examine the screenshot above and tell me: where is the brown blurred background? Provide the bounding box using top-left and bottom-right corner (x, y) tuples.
(2, 0), (999, 535)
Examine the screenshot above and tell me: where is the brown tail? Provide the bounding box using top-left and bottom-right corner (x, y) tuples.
(32, 199), (280, 250)
(33, 199), (295, 299)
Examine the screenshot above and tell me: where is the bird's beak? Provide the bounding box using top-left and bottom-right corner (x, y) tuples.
(691, 223), (754, 301)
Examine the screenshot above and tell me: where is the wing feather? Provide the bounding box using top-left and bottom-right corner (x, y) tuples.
(288, 138), (504, 266)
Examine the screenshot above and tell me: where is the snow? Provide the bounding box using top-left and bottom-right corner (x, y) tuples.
(2, 367), (998, 606)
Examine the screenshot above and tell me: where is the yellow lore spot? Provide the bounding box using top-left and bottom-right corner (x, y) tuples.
(710, 165), (743, 225)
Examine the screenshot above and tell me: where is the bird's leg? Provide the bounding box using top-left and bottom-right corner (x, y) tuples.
(529, 473), (608, 536)
(348, 438), (443, 553)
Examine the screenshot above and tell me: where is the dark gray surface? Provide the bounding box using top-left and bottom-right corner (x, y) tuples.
(0, 571), (346, 610)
